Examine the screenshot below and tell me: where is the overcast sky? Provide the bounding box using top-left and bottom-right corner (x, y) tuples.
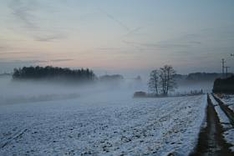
(0, 0), (234, 77)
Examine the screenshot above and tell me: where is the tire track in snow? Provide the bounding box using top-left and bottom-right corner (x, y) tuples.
(212, 94), (234, 126)
(1, 129), (28, 148)
(191, 94), (233, 156)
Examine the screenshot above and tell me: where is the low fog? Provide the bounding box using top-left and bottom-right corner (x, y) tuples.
(0, 73), (215, 106)
(0, 75), (147, 106)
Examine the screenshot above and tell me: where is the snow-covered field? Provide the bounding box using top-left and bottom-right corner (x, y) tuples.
(0, 76), (208, 155)
(0, 95), (206, 155)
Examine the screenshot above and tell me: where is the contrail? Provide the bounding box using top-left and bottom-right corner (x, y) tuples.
(98, 8), (130, 32)
(8, 0), (66, 42)
(99, 8), (145, 39)
(123, 26), (143, 37)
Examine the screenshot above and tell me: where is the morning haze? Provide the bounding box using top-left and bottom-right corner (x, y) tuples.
(1, 1), (234, 155)
(0, 0), (234, 76)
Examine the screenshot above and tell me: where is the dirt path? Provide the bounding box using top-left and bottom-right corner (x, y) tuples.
(190, 95), (233, 156)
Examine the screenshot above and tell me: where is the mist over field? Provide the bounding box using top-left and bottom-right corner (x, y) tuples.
(1, 71), (234, 156)
(0, 73), (214, 106)
(0, 74), (211, 155)
(0, 74), (143, 106)
(1, 0), (234, 155)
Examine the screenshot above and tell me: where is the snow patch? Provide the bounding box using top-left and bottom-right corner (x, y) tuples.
(223, 129), (234, 152)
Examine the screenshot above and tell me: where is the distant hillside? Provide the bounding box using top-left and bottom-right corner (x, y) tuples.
(174, 72), (230, 93)
(176, 72), (232, 82)
(99, 74), (123, 81)
(0, 73), (12, 77)
(99, 74), (124, 84)
(186, 72), (222, 81)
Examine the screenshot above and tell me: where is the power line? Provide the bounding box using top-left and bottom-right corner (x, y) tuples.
(224, 66), (230, 78)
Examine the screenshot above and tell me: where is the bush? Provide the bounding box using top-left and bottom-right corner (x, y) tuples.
(213, 76), (234, 93)
(133, 91), (147, 98)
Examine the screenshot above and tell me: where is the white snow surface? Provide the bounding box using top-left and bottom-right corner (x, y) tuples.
(211, 94), (234, 151)
(221, 95), (234, 151)
(0, 92), (207, 156)
(223, 129), (234, 152)
(220, 95), (234, 112)
(209, 95), (218, 106)
(210, 94), (231, 129)
(214, 104), (232, 129)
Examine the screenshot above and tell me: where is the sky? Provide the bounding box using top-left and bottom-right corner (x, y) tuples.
(0, 0), (234, 77)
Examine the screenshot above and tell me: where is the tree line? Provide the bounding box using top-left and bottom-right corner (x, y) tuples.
(12, 66), (96, 82)
(148, 65), (177, 96)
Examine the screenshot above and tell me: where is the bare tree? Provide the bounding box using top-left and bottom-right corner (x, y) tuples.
(148, 70), (159, 95)
(159, 65), (177, 96)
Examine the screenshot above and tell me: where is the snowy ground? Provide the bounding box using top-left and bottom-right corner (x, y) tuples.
(220, 94), (234, 112)
(210, 94), (234, 152)
(0, 76), (208, 155)
(0, 91), (207, 155)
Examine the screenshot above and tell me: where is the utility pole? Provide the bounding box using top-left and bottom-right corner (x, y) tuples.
(222, 59), (225, 78)
(224, 66), (230, 78)
(231, 54), (234, 74)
